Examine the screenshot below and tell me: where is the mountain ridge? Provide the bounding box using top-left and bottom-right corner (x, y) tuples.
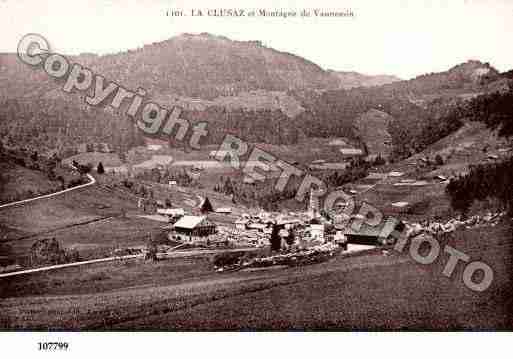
(1, 33), (511, 159)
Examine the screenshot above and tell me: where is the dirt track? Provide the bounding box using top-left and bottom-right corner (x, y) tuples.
(0, 173), (96, 210)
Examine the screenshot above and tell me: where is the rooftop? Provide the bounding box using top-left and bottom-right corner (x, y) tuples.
(344, 217), (402, 238)
(173, 215), (208, 229)
(157, 208), (185, 216)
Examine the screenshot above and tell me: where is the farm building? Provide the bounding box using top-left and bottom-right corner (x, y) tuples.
(171, 215), (217, 242)
(215, 207), (232, 214)
(308, 224), (325, 241)
(147, 144), (163, 151)
(276, 218), (302, 230)
(339, 148), (364, 156)
(343, 217), (405, 246)
(209, 150), (233, 159)
(76, 142), (113, 153)
(247, 222), (268, 232)
(157, 208), (185, 222)
(235, 219), (249, 230)
(334, 231), (348, 249)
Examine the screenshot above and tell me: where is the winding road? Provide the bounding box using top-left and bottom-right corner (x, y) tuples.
(0, 173), (96, 210)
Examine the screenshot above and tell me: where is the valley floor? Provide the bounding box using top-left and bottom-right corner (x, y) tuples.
(1, 124), (512, 330)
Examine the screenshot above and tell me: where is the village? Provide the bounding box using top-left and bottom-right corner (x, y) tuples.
(135, 171), (506, 273)
(2, 130), (510, 277)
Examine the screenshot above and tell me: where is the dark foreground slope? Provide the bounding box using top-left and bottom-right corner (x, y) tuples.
(116, 223), (513, 330)
(1, 221), (511, 330)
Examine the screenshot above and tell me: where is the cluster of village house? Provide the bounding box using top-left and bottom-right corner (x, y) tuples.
(155, 192), (404, 250)
(76, 142), (114, 154)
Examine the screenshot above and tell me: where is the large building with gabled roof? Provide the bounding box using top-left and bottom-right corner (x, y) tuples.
(343, 217), (405, 246)
(171, 215), (217, 242)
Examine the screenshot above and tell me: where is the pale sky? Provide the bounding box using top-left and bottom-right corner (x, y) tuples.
(1, 0), (512, 79)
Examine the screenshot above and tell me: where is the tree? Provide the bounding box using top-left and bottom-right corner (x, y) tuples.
(467, 88), (513, 138)
(145, 239), (158, 261)
(200, 196), (214, 213)
(435, 154), (444, 166)
(145, 231), (170, 261)
(97, 161), (105, 174)
(285, 230), (296, 246)
(30, 238), (66, 266)
(150, 167), (161, 183)
(270, 223), (282, 251)
(446, 88), (513, 215)
(76, 163), (92, 174)
(446, 177), (473, 217)
(446, 158), (513, 216)
(372, 154), (386, 166)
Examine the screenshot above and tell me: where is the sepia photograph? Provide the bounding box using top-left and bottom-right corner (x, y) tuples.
(1, 0), (513, 355)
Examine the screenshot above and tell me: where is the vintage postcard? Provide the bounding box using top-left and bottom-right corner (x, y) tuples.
(0, 0), (512, 356)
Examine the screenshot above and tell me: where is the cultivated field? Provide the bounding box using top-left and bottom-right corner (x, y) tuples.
(0, 161), (62, 204)
(0, 183), (164, 265)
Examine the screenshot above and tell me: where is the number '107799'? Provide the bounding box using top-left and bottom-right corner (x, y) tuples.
(38, 342), (69, 351)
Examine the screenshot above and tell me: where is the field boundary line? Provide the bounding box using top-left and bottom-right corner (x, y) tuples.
(0, 253), (142, 278)
(2, 215), (115, 243)
(0, 248), (261, 278)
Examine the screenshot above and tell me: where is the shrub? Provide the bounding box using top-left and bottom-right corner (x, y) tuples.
(68, 178), (85, 188)
(145, 242), (158, 261)
(97, 161), (105, 174)
(76, 163), (92, 174)
(435, 154), (444, 166)
(145, 231), (168, 261)
(211, 251), (246, 267)
(87, 272), (110, 281)
(65, 248), (81, 263)
(446, 157), (513, 215)
(372, 154), (386, 166)
(30, 238), (67, 266)
(406, 198), (431, 215)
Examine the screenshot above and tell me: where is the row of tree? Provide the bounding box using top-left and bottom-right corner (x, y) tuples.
(133, 167), (194, 187)
(446, 158), (513, 216)
(322, 158), (371, 188)
(213, 176), (299, 211)
(446, 87), (513, 215)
